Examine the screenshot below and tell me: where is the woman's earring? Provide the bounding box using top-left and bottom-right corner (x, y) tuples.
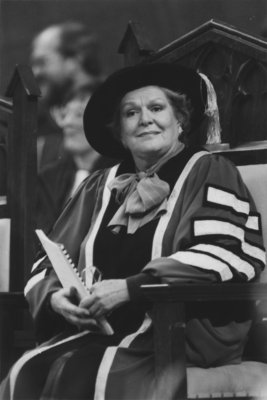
(177, 123), (183, 136)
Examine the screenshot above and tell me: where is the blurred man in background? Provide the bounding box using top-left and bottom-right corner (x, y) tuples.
(31, 21), (103, 169)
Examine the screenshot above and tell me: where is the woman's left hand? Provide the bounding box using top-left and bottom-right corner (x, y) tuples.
(79, 279), (130, 318)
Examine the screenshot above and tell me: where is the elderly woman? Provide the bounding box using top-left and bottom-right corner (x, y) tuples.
(0, 63), (265, 400)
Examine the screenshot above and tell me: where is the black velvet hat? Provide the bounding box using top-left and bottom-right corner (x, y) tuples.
(83, 63), (207, 159)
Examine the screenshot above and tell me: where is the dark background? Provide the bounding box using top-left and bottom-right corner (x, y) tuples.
(0, 0), (267, 92)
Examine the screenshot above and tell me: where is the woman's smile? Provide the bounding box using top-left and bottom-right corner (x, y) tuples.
(137, 130), (161, 137)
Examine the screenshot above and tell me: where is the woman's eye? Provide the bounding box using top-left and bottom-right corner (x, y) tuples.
(125, 109), (137, 117)
(151, 105), (163, 112)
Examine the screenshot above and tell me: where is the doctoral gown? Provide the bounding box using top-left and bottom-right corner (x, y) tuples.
(0, 148), (265, 400)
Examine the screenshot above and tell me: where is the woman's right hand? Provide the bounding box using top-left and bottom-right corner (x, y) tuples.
(50, 287), (99, 331)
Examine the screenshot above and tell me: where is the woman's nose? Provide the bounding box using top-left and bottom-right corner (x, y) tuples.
(139, 108), (152, 126)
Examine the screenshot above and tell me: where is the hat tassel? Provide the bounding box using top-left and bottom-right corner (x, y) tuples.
(198, 72), (221, 144)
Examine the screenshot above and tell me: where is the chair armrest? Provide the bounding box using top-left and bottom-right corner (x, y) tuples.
(141, 282), (267, 400)
(141, 282), (267, 303)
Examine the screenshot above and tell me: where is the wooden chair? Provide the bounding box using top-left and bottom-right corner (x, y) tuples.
(0, 65), (40, 379)
(118, 20), (267, 399)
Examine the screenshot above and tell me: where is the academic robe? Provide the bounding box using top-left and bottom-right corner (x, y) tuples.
(37, 153), (116, 234)
(0, 148), (265, 400)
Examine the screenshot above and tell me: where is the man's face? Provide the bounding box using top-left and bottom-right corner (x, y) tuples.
(31, 28), (73, 106)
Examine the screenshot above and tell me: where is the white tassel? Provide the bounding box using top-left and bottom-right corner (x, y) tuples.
(199, 72), (221, 144)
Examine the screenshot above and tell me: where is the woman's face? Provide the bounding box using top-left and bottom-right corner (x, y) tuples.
(119, 86), (181, 168)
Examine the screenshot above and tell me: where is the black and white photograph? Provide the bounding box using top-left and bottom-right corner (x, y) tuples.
(0, 1), (267, 399)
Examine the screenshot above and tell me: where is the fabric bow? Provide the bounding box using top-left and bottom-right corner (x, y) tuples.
(107, 143), (185, 234)
(108, 171), (170, 234)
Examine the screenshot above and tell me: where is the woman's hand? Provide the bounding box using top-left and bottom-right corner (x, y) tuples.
(50, 287), (99, 331)
(79, 279), (130, 319)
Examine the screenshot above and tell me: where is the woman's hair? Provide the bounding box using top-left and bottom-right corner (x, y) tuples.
(161, 87), (193, 142)
(108, 86), (193, 144)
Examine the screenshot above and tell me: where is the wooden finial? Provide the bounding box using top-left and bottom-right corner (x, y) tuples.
(118, 21), (154, 66)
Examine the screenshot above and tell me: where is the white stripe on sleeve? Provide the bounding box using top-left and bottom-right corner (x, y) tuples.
(194, 220), (245, 241)
(242, 242), (266, 265)
(190, 244), (255, 280)
(168, 250), (233, 281)
(245, 215), (260, 231)
(207, 186), (250, 215)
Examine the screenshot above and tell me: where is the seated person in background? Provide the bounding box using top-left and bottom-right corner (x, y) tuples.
(37, 87), (116, 233)
(0, 63), (265, 400)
